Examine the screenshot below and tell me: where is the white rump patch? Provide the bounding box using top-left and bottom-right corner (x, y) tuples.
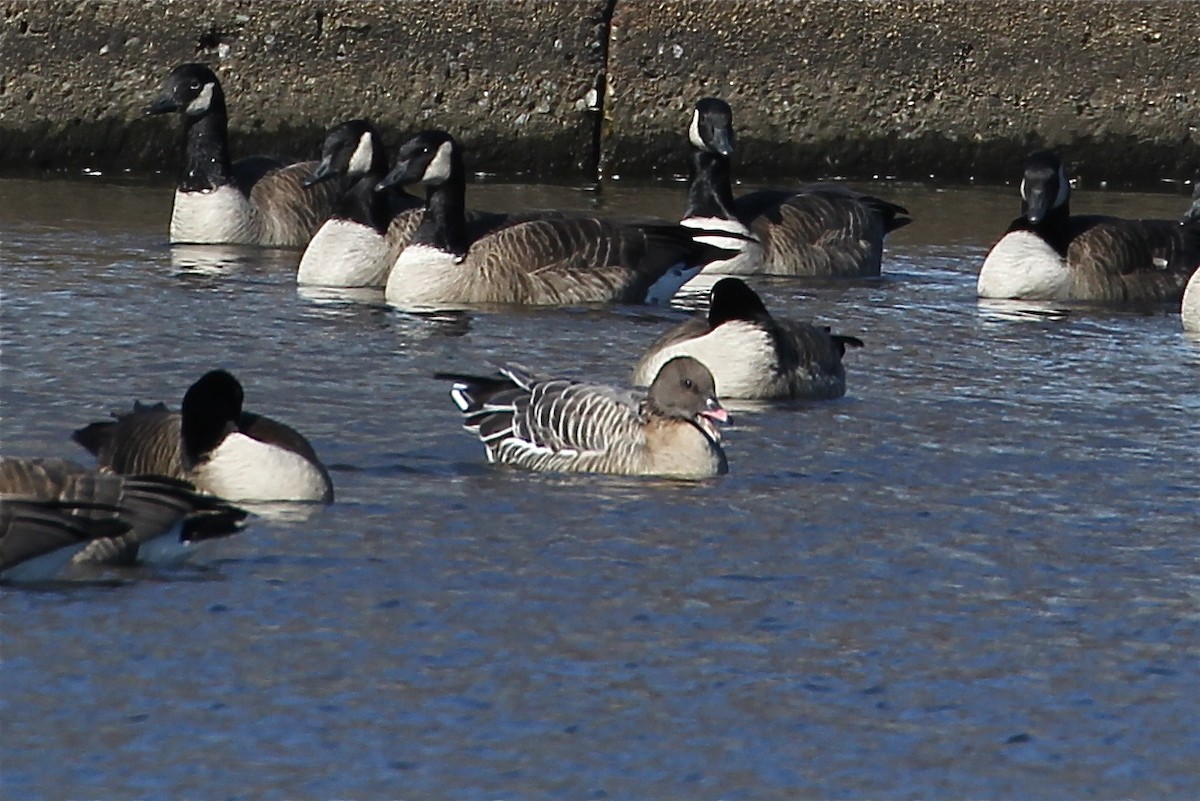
(644, 262), (703, 306)
(977, 230), (1071, 300)
(185, 82), (215, 117)
(421, 141), (455, 186)
(347, 131), (374, 177)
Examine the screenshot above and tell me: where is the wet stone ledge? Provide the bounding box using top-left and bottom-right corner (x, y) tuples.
(1, 0), (1197, 186)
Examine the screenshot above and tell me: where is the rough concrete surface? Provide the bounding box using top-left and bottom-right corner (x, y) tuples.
(1, 0), (1196, 186)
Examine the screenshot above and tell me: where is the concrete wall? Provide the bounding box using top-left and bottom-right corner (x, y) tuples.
(1, 0), (1197, 187)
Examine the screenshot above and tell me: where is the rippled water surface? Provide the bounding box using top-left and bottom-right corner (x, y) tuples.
(2, 175), (1198, 799)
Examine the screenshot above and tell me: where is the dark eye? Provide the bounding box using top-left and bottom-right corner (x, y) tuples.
(682, 378), (695, 390)
(190, 81), (200, 90)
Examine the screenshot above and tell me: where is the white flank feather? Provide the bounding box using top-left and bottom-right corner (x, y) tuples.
(977, 231), (1071, 300)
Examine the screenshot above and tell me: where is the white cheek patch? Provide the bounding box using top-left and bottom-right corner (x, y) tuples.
(1019, 178), (1027, 201)
(347, 131), (374, 176)
(421, 141), (454, 185)
(185, 82), (215, 116)
(688, 110), (705, 150)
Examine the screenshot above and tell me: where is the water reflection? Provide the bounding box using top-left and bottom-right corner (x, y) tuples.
(976, 298), (1073, 323)
(170, 243), (298, 275)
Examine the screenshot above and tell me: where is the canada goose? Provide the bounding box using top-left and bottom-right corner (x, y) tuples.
(72, 370), (334, 503)
(297, 119), (425, 287)
(1, 457), (246, 580)
(632, 278), (863, 400)
(977, 150), (1200, 302)
(1183, 187), (1200, 331)
(438, 356), (730, 479)
(376, 130), (738, 308)
(146, 63), (346, 247)
(682, 98), (910, 277)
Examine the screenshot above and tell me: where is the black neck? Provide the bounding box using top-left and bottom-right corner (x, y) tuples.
(1012, 198), (1073, 257)
(338, 174), (394, 234)
(411, 165), (468, 257)
(684, 149), (740, 221)
(179, 101), (233, 192)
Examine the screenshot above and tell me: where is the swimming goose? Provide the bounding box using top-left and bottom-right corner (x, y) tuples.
(146, 63), (346, 247)
(297, 119), (425, 287)
(1, 457), (246, 579)
(977, 150), (1200, 303)
(72, 370), (334, 503)
(632, 278), (863, 400)
(377, 130), (737, 308)
(682, 98), (911, 277)
(439, 356), (730, 479)
(1182, 186), (1200, 331)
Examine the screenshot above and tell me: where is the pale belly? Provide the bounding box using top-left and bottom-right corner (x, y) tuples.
(170, 187), (261, 245)
(977, 231), (1071, 300)
(298, 220), (392, 287)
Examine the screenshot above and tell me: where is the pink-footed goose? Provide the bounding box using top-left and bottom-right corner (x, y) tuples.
(438, 356), (730, 480)
(633, 278), (863, 400)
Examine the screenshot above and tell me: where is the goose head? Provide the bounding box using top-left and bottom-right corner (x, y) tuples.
(306, 119), (386, 188)
(689, 98), (735, 157)
(648, 357), (729, 438)
(1020, 150), (1071, 224)
(707, 277), (771, 326)
(376, 130), (462, 191)
(180, 369), (244, 464)
(146, 63), (226, 119)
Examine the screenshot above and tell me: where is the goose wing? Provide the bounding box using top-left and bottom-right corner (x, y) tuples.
(249, 160), (347, 246)
(466, 217), (707, 304)
(72, 403), (186, 478)
(0, 457), (245, 566)
(736, 187), (907, 276)
(443, 367), (643, 460)
(1067, 216), (1200, 301)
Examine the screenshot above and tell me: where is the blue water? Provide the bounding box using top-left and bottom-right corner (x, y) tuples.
(1, 176), (1198, 799)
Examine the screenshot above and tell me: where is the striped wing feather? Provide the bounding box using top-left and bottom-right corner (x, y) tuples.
(72, 404), (186, 478)
(466, 218), (698, 304)
(737, 187), (908, 277)
(250, 161), (346, 247)
(1065, 217), (1200, 302)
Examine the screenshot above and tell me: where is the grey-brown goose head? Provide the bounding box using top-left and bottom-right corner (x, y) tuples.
(305, 119), (388, 188)
(645, 356), (730, 438)
(145, 62), (227, 120)
(1019, 150), (1071, 225)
